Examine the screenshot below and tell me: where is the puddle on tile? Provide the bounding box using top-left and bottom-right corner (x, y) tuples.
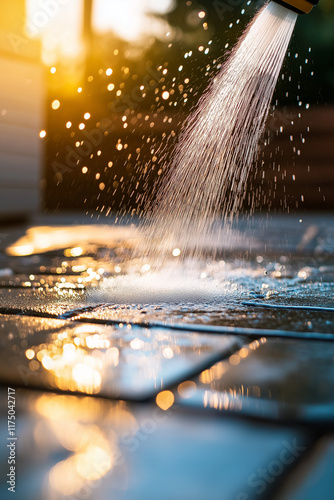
(0, 315), (241, 400)
(176, 338), (334, 424)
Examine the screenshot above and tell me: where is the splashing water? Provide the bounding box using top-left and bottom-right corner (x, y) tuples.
(141, 2), (297, 259)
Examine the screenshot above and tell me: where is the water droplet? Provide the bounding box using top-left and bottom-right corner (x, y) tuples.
(51, 99), (60, 110)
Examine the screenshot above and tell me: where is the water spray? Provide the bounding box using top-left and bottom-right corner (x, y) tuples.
(144, 0), (321, 258)
(274, 0), (319, 14)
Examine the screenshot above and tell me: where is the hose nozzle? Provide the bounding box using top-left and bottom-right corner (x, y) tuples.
(274, 0), (319, 14)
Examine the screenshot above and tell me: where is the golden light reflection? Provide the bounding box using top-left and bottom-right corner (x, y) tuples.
(200, 338), (268, 411)
(31, 393), (135, 498)
(25, 348), (35, 360)
(203, 390), (243, 411)
(156, 390), (174, 410)
(177, 380), (197, 399)
(27, 325), (122, 395)
(200, 338), (267, 387)
(64, 246), (84, 257)
(6, 225), (138, 256)
(229, 354), (240, 366)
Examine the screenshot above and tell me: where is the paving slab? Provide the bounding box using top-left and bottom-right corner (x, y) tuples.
(76, 300), (334, 334)
(0, 314), (242, 400)
(176, 338), (334, 424)
(0, 389), (310, 500)
(273, 435), (334, 500)
(0, 287), (104, 317)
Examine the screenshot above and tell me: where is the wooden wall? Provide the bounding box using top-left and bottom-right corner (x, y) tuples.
(0, 0), (45, 220)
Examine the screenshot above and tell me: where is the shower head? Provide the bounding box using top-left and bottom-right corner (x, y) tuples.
(273, 0), (319, 14)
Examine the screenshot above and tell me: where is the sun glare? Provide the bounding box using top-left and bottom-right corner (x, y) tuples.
(25, 0), (84, 64)
(92, 0), (175, 43)
(25, 0), (175, 64)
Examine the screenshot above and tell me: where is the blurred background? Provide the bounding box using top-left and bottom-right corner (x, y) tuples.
(0, 0), (333, 222)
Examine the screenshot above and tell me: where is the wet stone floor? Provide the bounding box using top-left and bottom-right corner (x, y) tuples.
(0, 215), (334, 500)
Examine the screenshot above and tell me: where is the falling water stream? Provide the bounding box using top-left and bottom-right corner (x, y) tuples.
(141, 2), (297, 258)
(91, 2), (334, 333)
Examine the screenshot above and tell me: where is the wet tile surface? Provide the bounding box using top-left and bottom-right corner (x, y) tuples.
(0, 219), (333, 499)
(273, 435), (334, 500)
(77, 300), (334, 334)
(0, 288), (88, 316)
(0, 389), (310, 500)
(176, 338), (334, 424)
(0, 315), (241, 400)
